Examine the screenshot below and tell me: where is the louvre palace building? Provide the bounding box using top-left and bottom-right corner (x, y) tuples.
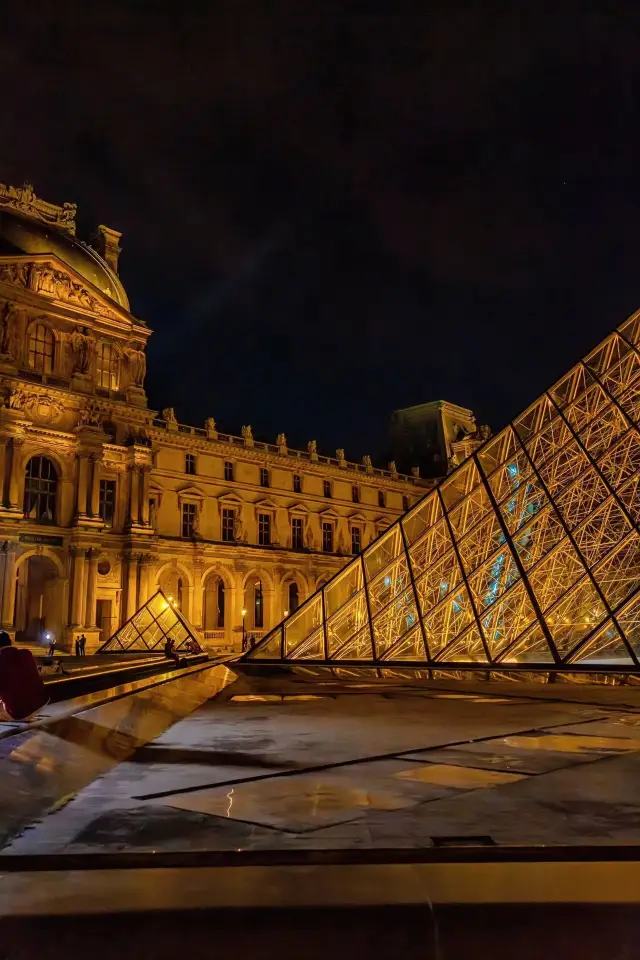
(0, 182), (481, 653)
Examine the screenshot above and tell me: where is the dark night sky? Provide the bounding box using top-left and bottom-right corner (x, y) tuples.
(2, 2), (640, 461)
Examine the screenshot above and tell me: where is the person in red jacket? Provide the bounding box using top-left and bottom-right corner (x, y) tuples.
(0, 632), (49, 721)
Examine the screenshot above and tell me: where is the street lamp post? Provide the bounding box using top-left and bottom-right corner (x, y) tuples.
(241, 607), (247, 650)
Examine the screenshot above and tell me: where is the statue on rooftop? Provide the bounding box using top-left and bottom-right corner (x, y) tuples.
(307, 439), (317, 455)
(241, 424), (253, 441)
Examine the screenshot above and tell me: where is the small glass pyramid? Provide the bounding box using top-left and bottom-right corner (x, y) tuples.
(246, 310), (640, 670)
(100, 590), (203, 653)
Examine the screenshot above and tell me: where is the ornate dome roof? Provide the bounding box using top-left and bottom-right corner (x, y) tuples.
(0, 184), (129, 311)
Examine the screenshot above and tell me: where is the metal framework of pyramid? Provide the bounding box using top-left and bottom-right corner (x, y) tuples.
(246, 311), (640, 670)
(99, 590), (202, 653)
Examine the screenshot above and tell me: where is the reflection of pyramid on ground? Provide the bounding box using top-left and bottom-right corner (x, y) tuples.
(100, 590), (202, 653)
(247, 312), (640, 669)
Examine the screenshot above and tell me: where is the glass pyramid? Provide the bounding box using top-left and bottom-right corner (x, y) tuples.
(100, 590), (203, 653)
(246, 312), (640, 669)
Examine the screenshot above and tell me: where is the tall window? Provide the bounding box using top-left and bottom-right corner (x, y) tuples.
(288, 581), (299, 613)
(254, 580), (264, 629)
(224, 460), (234, 482)
(258, 512), (271, 546)
(378, 490), (385, 508)
(185, 453), (196, 475)
(217, 579), (225, 627)
(322, 521), (334, 553)
(96, 342), (119, 390)
(177, 577), (184, 610)
(221, 507), (235, 542)
(402, 495), (409, 512)
(323, 479), (332, 498)
(352, 484), (359, 503)
(24, 456), (58, 523)
(291, 516), (304, 549)
(351, 526), (361, 555)
(260, 467), (269, 487)
(182, 502), (197, 537)
(99, 479), (116, 528)
(293, 474), (302, 493)
(28, 324), (54, 375)
(149, 497), (157, 528)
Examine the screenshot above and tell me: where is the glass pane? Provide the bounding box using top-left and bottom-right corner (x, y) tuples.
(284, 595), (323, 654)
(617, 379), (640, 424)
(289, 628), (325, 660)
(554, 468), (609, 529)
(513, 395), (556, 443)
(538, 440), (589, 497)
(480, 580), (536, 658)
(423, 585), (475, 657)
(497, 620), (555, 665)
(251, 630), (283, 659)
(333, 625), (374, 660)
(364, 525), (403, 580)
(368, 555), (412, 616)
(133, 607), (153, 631)
(436, 623), (488, 663)
(592, 532), (640, 610)
(469, 548), (520, 611)
(579, 403), (630, 461)
(524, 415), (572, 467)
(488, 447), (534, 506)
(148, 593), (167, 618)
(415, 549), (461, 614)
(528, 539), (586, 612)
(409, 518), (452, 576)
(584, 332), (630, 380)
(513, 505), (565, 571)
(567, 620), (633, 665)
(565, 382), (610, 433)
(457, 510), (506, 575)
(380, 625), (425, 661)
(545, 579), (607, 657)
(477, 427), (517, 478)
(326, 591), (369, 655)
(372, 593), (419, 656)
(618, 474), (640, 523)
(615, 590), (640, 658)
(549, 364), (594, 409)
(598, 347), (640, 399)
(499, 474), (548, 534)
(447, 483), (492, 539)
(401, 493), (441, 545)
(594, 430), (640, 490)
(618, 312), (640, 346)
(571, 497), (631, 568)
(439, 460), (481, 511)
(324, 561), (363, 617)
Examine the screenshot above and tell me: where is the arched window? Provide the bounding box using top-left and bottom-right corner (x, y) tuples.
(24, 456), (58, 523)
(254, 579), (264, 629)
(28, 324), (54, 375)
(96, 342), (120, 390)
(177, 577), (184, 610)
(288, 581), (299, 614)
(204, 577), (225, 630)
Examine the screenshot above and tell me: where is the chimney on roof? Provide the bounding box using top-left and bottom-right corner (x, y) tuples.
(91, 224), (122, 274)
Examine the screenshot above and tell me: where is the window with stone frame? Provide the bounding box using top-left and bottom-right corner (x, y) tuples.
(99, 478), (117, 528)
(28, 323), (55, 375)
(23, 456), (58, 523)
(96, 341), (120, 390)
(293, 473), (302, 493)
(258, 511), (271, 546)
(260, 467), (269, 487)
(224, 460), (234, 482)
(221, 507), (235, 542)
(378, 490), (386, 508)
(185, 453), (196, 475)
(402, 495), (410, 512)
(352, 484), (359, 503)
(323, 479), (332, 498)
(291, 515), (304, 549)
(181, 501), (197, 538)
(351, 525), (362, 555)
(322, 521), (334, 553)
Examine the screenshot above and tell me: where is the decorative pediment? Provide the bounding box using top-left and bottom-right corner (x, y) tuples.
(218, 492), (244, 505)
(289, 501), (310, 514)
(254, 497), (279, 512)
(177, 484), (206, 501)
(0, 255), (138, 328)
(348, 512), (367, 524)
(319, 507), (341, 520)
(0, 182), (77, 235)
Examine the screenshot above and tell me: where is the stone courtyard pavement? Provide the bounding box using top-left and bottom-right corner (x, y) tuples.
(5, 678), (640, 855)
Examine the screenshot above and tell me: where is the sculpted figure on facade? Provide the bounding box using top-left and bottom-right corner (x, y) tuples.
(241, 424), (253, 441)
(78, 403), (101, 428)
(162, 407), (177, 425)
(124, 344), (146, 387)
(336, 448), (345, 462)
(276, 432), (286, 446)
(388, 460), (397, 475)
(362, 454), (372, 469)
(307, 440), (317, 455)
(4, 386), (26, 410)
(204, 416), (216, 433)
(191, 508), (201, 539)
(478, 423), (492, 441)
(233, 514), (246, 543)
(304, 523), (316, 550)
(0, 301), (19, 357)
(0, 261), (29, 287)
(71, 327), (94, 375)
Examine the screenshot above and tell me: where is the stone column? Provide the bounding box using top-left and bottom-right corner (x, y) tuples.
(0, 438), (8, 506)
(138, 555), (151, 606)
(7, 438), (24, 510)
(84, 549), (98, 627)
(126, 555), (139, 619)
(140, 467), (151, 525)
(128, 467), (140, 526)
(70, 548), (86, 627)
(76, 454), (89, 518)
(89, 456), (101, 517)
(0, 543), (19, 628)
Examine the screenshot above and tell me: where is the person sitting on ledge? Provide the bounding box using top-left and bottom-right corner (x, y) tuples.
(0, 631), (49, 721)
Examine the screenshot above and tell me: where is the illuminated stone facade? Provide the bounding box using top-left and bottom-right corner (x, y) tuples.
(0, 184), (478, 653)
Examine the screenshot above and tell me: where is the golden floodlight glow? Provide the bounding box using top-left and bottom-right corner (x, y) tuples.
(246, 310), (640, 671)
